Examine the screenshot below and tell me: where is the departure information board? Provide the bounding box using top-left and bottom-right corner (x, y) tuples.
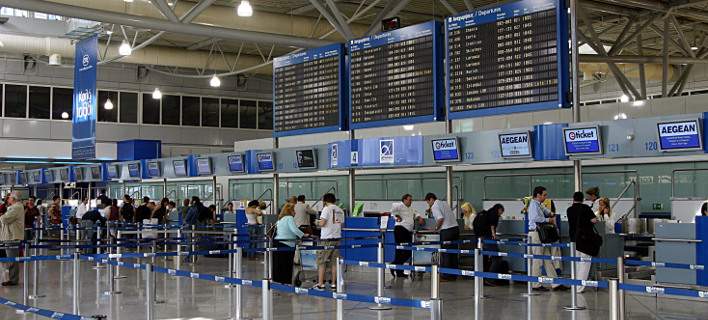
(273, 43), (345, 137)
(349, 21), (443, 129)
(446, 0), (568, 119)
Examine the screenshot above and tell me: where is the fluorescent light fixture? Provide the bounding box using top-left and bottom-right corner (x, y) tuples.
(124, 0), (133, 2)
(152, 88), (162, 99)
(104, 98), (114, 110)
(619, 94), (630, 103)
(402, 125), (414, 131)
(691, 46), (699, 50)
(543, 121), (553, 125)
(632, 100), (645, 107)
(613, 113), (628, 120)
(106, 30), (113, 35)
(209, 74), (221, 87)
(118, 40), (132, 56)
(61, 112), (69, 119)
(237, 0), (253, 17)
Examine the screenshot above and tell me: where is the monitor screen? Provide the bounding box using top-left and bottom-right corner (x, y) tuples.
(656, 120), (702, 151)
(295, 149), (317, 169)
(499, 132), (533, 158)
(147, 161), (161, 177)
(89, 166), (101, 180)
(256, 152), (275, 172)
(196, 158), (212, 175)
(127, 163), (140, 178)
(74, 168), (84, 181)
(563, 126), (602, 155)
(107, 165), (119, 179)
(431, 138), (461, 162)
(173, 160), (187, 177)
(46, 170), (55, 182)
(227, 154), (245, 173)
(31, 171), (41, 184)
(59, 168), (69, 181)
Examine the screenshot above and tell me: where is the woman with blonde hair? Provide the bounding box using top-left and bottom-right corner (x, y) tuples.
(595, 197), (614, 233)
(461, 202), (476, 230)
(273, 202), (306, 284)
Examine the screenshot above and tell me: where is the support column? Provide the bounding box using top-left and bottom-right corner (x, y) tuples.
(446, 166), (454, 215)
(348, 131), (355, 216)
(571, 0), (582, 192)
(272, 137), (279, 215)
(163, 178), (168, 200)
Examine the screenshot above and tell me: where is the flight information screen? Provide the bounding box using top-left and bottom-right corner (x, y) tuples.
(273, 43), (344, 137)
(446, 0), (568, 118)
(349, 21), (442, 129)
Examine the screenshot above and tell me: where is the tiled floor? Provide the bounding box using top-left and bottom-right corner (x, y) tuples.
(0, 255), (705, 319)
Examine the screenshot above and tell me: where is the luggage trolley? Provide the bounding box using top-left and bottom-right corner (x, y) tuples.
(292, 239), (319, 287)
(410, 229), (439, 280)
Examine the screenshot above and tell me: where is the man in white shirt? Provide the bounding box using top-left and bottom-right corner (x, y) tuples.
(425, 192), (459, 281)
(315, 193), (344, 290)
(294, 195), (317, 231)
(75, 198), (88, 219)
(390, 194), (424, 277)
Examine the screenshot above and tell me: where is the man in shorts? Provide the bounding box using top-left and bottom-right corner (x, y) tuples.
(315, 193), (344, 290)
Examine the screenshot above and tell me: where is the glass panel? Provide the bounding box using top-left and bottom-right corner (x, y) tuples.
(4, 84), (27, 118)
(52, 87), (73, 120)
(258, 101), (273, 130)
(355, 178), (385, 200)
(286, 181), (312, 200)
(182, 96), (200, 126)
(221, 98), (238, 128)
(239, 99), (257, 129)
(202, 97), (219, 127)
(161, 95), (180, 125)
(386, 179), (422, 200)
(142, 93), (160, 124)
(97, 90), (118, 122)
(230, 181), (254, 201)
(119, 92), (138, 123)
(28, 86), (50, 119)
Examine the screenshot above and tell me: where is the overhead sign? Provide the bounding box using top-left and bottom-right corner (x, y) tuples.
(329, 143), (338, 167)
(563, 126), (602, 155)
(228, 154), (245, 173)
(499, 132), (533, 158)
(256, 152), (275, 172)
(147, 161), (161, 177)
(656, 120), (702, 152)
(127, 163), (141, 178)
(379, 139), (395, 164)
(72, 35), (98, 160)
(173, 160), (187, 177)
(196, 158), (212, 175)
(431, 137), (461, 162)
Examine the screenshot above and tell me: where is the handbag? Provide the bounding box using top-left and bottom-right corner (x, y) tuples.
(535, 223), (560, 243)
(576, 225), (603, 257)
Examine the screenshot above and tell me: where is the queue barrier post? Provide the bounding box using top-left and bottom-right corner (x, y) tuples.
(234, 246), (243, 319)
(474, 247), (484, 300)
(609, 279), (619, 320)
(336, 257), (345, 320)
(191, 225), (197, 264)
(564, 242), (585, 311)
(115, 230), (125, 279)
(430, 264), (442, 320)
(617, 256), (625, 320)
(262, 246), (273, 320)
(30, 233), (44, 300)
(60, 227), (65, 256)
(22, 242), (29, 307)
(74, 224), (80, 254)
(72, 252), (80, 314)
(163, 224), (168, 252)
(369, 233), (391, 310)
(523, 233), (538, 297)
(93, 224), (104, 270)
(176, 228), (182, 269)
(145, 263), (154, 320)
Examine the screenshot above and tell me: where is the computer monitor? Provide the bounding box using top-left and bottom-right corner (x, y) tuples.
(107, 165), (119, 179)
(295, 149), (317, 169)
(127, 163), (140, 178)
(227, 154), (245, 173)
(563, 126), (602, 155)
(196, 158), (212, 175)
(256, 152), (275, 172)
(656, 119), (702, 152)
(431, 137), (461, 162)
(147, 161), (161, 177)
(74, 168), (84, 181)
(173, 160), (187, 177)
(498, 132), (533, 158)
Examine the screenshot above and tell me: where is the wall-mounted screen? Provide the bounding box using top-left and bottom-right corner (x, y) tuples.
(173, 160), (187, 177)
(31, 171), (41, 184)
(46, 170), (55, 182)
(563, 126), (602, 155)
(196, 158), (212, 175)
(89, 166), (101, 180)
(227, 154), (245, 173)
(127, 163), (140, 178)
(656, 120), (702, 152)
(59, 168), (69, 181)
(147, 161), (161, 177)
(74, 168), (84, 181)
(107, 165), (119, 179)
(256, 152), (275, 172)
(431, 137), (461, 162)
(295, 149), (317, 169)
(499, 132), (533, 158)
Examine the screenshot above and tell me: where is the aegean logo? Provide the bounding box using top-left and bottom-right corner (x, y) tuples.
(82, 54), (90, 67)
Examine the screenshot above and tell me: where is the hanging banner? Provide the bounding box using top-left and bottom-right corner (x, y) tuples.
(72, 35), (98, 160)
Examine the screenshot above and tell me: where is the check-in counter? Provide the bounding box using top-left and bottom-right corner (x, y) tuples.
(654, 222), (701, 285)
(342, 217), (395, 263)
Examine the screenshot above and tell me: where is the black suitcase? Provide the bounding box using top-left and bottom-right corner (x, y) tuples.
(488, 259), (510, 286)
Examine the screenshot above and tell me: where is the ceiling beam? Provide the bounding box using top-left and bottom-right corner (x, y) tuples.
(0, 0), (331, 48)
(187, 38), (220, 50)
(438, 0), (458, 15)
(150, 0), (180, 23)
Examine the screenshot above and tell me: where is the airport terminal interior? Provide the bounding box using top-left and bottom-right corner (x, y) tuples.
(0, 0), (707, 319)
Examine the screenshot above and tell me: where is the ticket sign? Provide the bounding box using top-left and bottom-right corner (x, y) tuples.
(499, 132), (532, 158)
(228, 154), (245, 173)
(563, 127), (602, 155)
(657, 120), (702, 151)
(431, 137), (461, 162)
(256, 152), (275, 172)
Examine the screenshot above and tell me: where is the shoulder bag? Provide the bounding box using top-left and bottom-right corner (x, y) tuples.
(536, 222), (560, 243)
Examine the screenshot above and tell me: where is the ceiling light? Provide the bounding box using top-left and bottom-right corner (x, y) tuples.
(613, 113), (628, 120)
(632, 100), (645, 107)
(0, 40), (4, 48)
(543, 121), (553, 125)
(124, 0), (134, 2)
(104, 98), (114, 110)
(209, 74), (221, 87)
(61, 112), (69, 119)
(152, 88), (162, 100)
(619, 94), (630, 103)
(691, 46), (699, 50)
(118, 40), (132, 56)
(106, 30), (113, 35)
(237, 0), (253, 17)
(402, 125), (414, 131)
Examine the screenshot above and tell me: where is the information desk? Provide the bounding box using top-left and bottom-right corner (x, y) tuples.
(446, 0), (569, 118)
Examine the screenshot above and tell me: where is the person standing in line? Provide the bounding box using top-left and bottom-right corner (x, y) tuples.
(134, 196), (152, 224)
(97, 189), (110, 207)
(585, 187), (600, 211)
(473, 204), (504, 272)
(0, 194), (8, 216)
(49, 196), (62, 225)
(294, 195), (317, 233)
(527, 186), (567, 291)
(390, 194), (424, 278)
(24, 196), (40, 241)
(425, 193), (459, 281)
(109, 199), (120, 221)
(273, 202), (306, 284)
(567, 191), (599, 293)
(119, 195), (135, 223)
(244, 200), (262, 259)
(76, 198), (88, 219)
(1, 193), (25, 286)
(314, 193), (344, 290)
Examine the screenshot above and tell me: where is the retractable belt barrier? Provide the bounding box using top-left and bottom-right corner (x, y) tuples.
(0, 296), (89, 320)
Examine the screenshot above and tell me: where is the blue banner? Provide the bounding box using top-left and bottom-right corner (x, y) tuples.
(72, 35), (98, 160)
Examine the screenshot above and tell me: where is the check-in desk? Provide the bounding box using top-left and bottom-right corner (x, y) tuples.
(654, 221), (705, 286)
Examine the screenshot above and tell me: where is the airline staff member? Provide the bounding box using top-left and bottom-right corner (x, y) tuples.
(425, 193), (459, 281)
(390, 194), (424, 277)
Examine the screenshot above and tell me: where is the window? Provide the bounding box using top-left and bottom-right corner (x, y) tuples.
(142, 93), (160, 124)
(119, 92), (138, 123)
(52, 87), (72, 120)
(202, 97), (219, 127)
(4, 84), (27, 118)
(98, 90), (118, 122)
(28, 86), (51, 119)
(161, 95), (180, 125)
(182, 96), (200, 126)
(221, 99), (238, 128)
(239, 99), (257, 129)
(258, 101), (273, 130)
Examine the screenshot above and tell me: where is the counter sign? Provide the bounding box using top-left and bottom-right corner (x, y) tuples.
(657, 120), (702, 151)
(499, 132), (532, 158)
(431, 138), (461, 162)
(563, 126), (602, 155)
